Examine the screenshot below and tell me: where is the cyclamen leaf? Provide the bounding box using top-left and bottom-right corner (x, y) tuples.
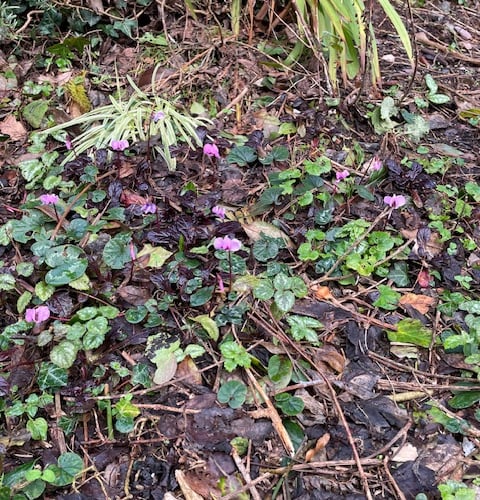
(459, 301), (480, 314)
(45, 261), (88, 286)
(274, 289), (295, 313)
(103, 233), (132, 269)
(50, 341), (79, 369)
(56, 452), (84, 480)
(0, 274), (16, 291)
(27, 417), (48, 441)
(227, 146), (257, 166)
(217, 380), (247, 409)
(268, 355), (293, 389)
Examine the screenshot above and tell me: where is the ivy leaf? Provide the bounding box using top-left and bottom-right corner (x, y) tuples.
(37, 362), (68, 390)
(286, 315), (322, 343)
(387, 262), (410, 287)
(115, 396), (140, 419)
(373, 285), (401, 310)
(220, 341), (251, 372)
(386, 319), (432, 348)
(131, 363), (152, 388)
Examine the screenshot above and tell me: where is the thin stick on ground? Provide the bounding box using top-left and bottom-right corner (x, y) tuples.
(251, 307), (374, 499)
(231, 447), (262, 500)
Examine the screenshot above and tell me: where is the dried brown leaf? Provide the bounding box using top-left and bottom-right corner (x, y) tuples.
(117, 285), (151, 306)
(305, 433), (330, 462)
(0, 115), (27, 142)
(399, 293), (436, 314)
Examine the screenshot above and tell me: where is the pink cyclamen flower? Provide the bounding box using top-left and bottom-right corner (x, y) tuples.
(335, 170), (350, 182)
(214, 236), (241, 252)
(65, 136), (73, 150)
(39, 194), (59, 205)
(203, 143), (220, 158)
(25, 306), (50, 324)
(152, 111), (165, 122)
(110, 139), (129, 152)
(370, 157), (383, 171)
(384, 195), (406, 209)
(212, 205), (226, 220)
(141, 202), (157, 214)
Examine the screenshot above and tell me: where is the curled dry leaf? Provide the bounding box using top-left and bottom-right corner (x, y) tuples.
(241, 220), (294, 249)
(314, 345), (345, 374)
(391, 443), (418, 462)
(120, 189), (148, 206)
(117, 285), (151, 306)
(417, 270), (432, 288)
(311, 285), (333, 300)
(176, 357), (203, 386)
(305, 433), (330, 462)
(175, 470), (205, 500)
(399, 293), (436, 315)
(0, 115), (27, 142)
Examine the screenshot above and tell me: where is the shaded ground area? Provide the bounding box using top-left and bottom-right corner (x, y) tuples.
(1, 1), (480, 499)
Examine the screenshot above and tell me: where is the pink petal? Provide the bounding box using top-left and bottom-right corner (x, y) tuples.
(228, 239), (241, 252)
(35, 306), (50, 322)
(25, 308), (36, 322)
(214, 237), (226, 250)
